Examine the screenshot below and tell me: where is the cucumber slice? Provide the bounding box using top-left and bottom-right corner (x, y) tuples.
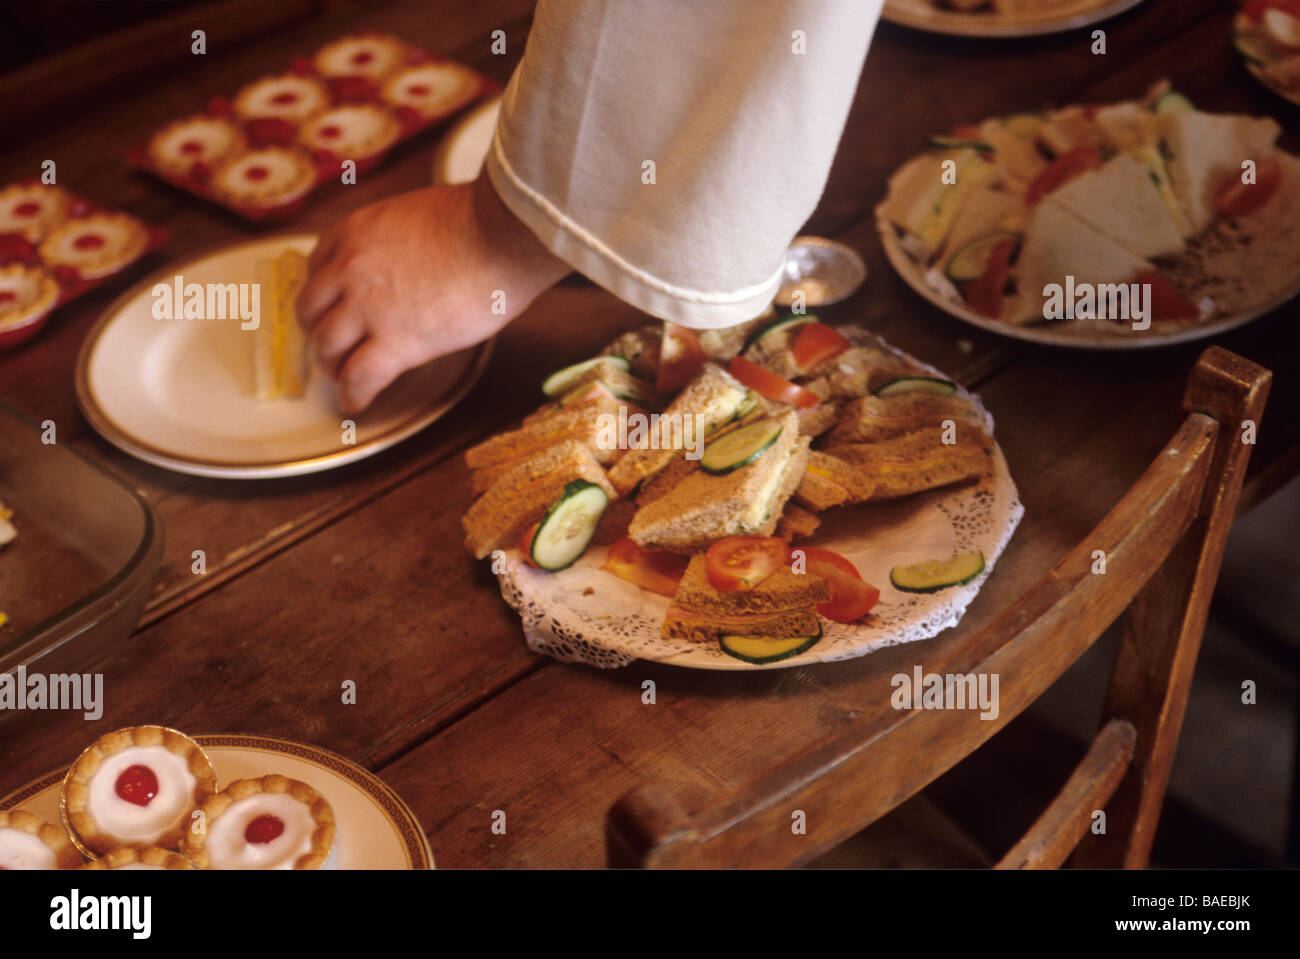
(944, 230), (1021, 284)
(529, 480), (608, 571)
(742, 313), (818, 353)
(874, 376), (958, 397)
(929, 134), (994, 153)
(890, 551), (986, 593)
(1152, 90), (1194, 115)
(542, 356), (629, 397)
(1002, 112), (1045, 139)
(699, 419), (782, 475)
(720, 628), (822, 664)
(733, 390), (761, 422)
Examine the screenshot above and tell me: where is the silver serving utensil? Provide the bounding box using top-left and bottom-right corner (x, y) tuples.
(773, 236), (867, 308)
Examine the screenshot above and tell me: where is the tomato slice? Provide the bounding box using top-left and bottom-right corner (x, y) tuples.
(706, 536), (788, 591)
(793, 547), (880, 623)
(728, 356), (821, 408)
(1024, 147), (1104, 206)
(951, 124), (982, 139)
(961, 236), (1017, 319)
(1135, 270), (1200, 323)
(656, 322), (707, 395)
(1214, 156), (1282, 219)
(518, 523), (540, 567)
(792, 322), (851, 373)
(601, 537), (689, 596)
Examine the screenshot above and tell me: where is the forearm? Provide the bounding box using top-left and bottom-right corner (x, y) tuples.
(486, 0), (882, 328)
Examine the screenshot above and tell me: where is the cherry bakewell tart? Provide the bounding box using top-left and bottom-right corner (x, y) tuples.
(312, 33), (409, 80)
(209, 147), (317, 209)
(0, 183), (73, 243)
(232, 73), (330, 124)
(298, 104), (400, 160)
(183, 775), (335, 870)
(381, 62), (481, 120)
(146, 114), (246, 180)
(63, 725), (217, 856)
(80, 846), (192, 871)
(0, 263), (60, 328)
(38, 212), (149, 281)
(0, 810), (83, 869)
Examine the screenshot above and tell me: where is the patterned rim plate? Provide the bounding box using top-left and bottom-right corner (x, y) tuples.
(881, 0), (1147, 38)
(495, 326), (1024, 671)
(0, 733), (433, 869)
(874, 206), (1292, 350)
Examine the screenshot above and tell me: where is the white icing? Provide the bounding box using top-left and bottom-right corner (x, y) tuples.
(300, 106), (397, 156)
(153, 118), (240, 164)
(85, 745), (197, 843)
(213, 150), (313, 204)
(206, 793), (318, 870)
(234, 75), (327, 122)
(314, 37), (404, 78)
(0, 827), (57, 869)
(384, 64), (475, 116)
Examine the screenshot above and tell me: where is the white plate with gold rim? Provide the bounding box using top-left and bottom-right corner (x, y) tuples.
(0, 733), (433, 869)
(431, 92), (502, 185)
(75, 233), (493, 479)
(881, 0), (1146, 38)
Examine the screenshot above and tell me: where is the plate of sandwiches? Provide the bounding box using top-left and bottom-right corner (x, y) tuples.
(876, 82), (1300, 348)
(1234, 1), (1300, 106)
(881, 0), (1146, 38)
(74, 234), (493, 479)
(460, 314), (1023, 670)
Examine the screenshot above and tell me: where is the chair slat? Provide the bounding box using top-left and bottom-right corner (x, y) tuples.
(994, 718), (1136, 870)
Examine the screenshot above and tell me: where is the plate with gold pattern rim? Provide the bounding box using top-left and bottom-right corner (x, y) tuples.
(0, 733), (433, 869)
(75, 233), (494, 479)
(881, 0), (1146, 38)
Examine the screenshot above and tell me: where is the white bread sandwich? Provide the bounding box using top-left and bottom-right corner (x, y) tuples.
(253, 249), (309, 400)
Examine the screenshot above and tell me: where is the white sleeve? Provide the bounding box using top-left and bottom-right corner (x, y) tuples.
(484, 0), (883, 329)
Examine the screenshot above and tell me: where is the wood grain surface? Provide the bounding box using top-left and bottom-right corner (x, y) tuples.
(1, 0), (1295, 867)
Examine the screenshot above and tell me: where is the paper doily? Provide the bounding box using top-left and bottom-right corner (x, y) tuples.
(494, 326), (1024, 669)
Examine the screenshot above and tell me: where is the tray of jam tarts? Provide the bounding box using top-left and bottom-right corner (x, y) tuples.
(129, 32), (497, 221)
(0, 725), (433, 870)
(0, 182), (168, 349)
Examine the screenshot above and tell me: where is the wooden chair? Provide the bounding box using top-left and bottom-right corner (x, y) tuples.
(606, 346), (1271, 869)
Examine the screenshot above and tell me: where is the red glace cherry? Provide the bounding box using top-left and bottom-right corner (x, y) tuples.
(270, 92), (299, 105)
(244, 815), (285, 844)
(351, 50), (374, 66)
(244, 166), (269, 182)
(407, 84), (429, 97)
(73, 234), (105, 251)
(319, 126), (341, 140)
(13, 202), (41, 217)
(180, 140), (204, 155)
(0, 292), (16, 305)
(115, 765), (159, 806)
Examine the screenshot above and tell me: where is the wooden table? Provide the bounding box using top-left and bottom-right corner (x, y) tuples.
(2, 0), (1296, 867)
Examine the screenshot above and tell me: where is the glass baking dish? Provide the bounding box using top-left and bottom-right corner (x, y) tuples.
(0, 400), (163, 688)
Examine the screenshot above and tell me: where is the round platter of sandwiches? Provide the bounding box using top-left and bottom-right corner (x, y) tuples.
(1234, 1), (1300, 107)
(461, 315), (1023, 670)
(876, 82), (1300, 348)
(880, 0), (1147, 38)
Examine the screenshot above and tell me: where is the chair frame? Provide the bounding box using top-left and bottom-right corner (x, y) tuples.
(606, 346), (1272, 870)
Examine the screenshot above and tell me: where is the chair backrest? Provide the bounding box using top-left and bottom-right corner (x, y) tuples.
(606, 346), (1271, 869)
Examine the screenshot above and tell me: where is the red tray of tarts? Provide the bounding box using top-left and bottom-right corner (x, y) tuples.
(128, 33), (498, 221)
(0, 183), (168, 349)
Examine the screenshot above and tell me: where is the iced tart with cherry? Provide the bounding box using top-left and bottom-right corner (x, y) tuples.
(0, 810), (83, 869)
(184, 775), (334, 870)
(62, 725), (217, 856)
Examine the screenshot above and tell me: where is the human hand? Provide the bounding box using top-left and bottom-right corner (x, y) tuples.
(297, 172), (569, 413)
